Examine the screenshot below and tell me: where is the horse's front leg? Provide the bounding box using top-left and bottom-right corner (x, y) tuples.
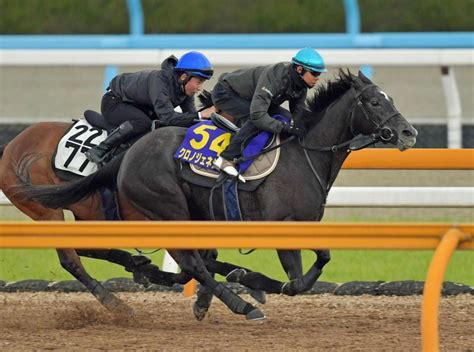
(76, 249), (193, 287)
(76, 249), (154, 286)
(176, 249), (265, 321)
(57, 249), (132, 314)
(202, 257), (267, 303)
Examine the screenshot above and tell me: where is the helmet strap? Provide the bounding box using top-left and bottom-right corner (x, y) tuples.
(178, 72), (192, 91)
(293, 65), (312, 89)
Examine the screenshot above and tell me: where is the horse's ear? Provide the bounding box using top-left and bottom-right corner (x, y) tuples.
(358, 70), (372, 83)
(352, 74), (363, 89)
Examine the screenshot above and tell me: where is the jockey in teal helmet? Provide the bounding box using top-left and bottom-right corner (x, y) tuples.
(212, 47), (326, 182)
(291, 47), (327, 75)
(85, 51), (215, 164)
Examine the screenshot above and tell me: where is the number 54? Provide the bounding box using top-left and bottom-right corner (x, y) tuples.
(190, 124), (231, 154)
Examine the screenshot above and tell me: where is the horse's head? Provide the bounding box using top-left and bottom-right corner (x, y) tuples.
(350, 71), (417, 151)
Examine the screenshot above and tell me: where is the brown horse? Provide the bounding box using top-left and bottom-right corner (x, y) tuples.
(0, 122), (185, 313)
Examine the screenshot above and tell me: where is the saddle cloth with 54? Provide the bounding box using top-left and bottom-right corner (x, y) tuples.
(175, 120), (282, 182)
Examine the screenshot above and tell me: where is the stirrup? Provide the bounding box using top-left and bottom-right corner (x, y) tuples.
(213, 157), (246, 183)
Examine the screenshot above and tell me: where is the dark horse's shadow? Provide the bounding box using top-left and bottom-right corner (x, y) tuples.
(17, 70), (417, 320)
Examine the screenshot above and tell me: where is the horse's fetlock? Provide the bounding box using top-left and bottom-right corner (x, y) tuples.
(281, 282), (297, 296)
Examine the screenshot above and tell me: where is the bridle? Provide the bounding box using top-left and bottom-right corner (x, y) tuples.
(299, 83), (402, 200)
(300, 84), (401, 153)
(349, 84), (401, 144)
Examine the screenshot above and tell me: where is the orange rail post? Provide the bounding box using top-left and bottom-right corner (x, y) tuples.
(421, 228), (471, 352)
(183, 280), (197, 297)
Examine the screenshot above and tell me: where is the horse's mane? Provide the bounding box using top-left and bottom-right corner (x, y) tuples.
(302, 69), (354, 127)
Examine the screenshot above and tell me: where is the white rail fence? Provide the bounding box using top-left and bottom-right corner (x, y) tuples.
(1, 187), (474, 208)
(1, 48), (473, 148)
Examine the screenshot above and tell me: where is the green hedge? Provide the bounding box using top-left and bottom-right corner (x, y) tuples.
(0, 0), (472, 34)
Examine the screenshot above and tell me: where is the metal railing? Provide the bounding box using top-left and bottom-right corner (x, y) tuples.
(0, 221), (472, 352)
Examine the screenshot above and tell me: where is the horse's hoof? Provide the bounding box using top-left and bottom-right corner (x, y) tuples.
(226, 268), (246, 282)
(193, 302), (209, 321)
(246, 308), (266, 321)
(250, 289), (267, 304)
(133, 271), (151, 288)
(103, 295), (133, 315)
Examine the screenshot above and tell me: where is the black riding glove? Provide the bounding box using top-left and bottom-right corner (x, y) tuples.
(281, 123), (306, 138)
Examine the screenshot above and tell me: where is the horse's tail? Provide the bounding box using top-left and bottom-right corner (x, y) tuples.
(16, 153), (125, 209)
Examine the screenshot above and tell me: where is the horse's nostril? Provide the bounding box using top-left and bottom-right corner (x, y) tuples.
(402, 129), (414, 137)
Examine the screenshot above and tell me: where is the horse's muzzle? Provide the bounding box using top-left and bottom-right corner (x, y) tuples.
(397, 125), (418, 151)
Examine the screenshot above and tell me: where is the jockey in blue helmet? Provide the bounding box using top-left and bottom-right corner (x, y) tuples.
(175, 51), (214, 81)
(85, 51), (215, 164)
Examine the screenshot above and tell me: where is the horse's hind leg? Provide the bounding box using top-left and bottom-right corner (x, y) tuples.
(193, 249), (217, 321)
(57, 249), (132, 314)
(177, 250), (265, 321)
(280, 249), (330, 296)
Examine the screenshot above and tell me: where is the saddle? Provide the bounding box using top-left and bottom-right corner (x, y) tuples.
(83, 110), (115, 131)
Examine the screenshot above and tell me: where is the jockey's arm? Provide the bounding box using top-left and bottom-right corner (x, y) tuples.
(289, 92), (308, 126)
(152, 92), (198, 127)
(249, 67), (286, 133)
(181, 96), (215, 119)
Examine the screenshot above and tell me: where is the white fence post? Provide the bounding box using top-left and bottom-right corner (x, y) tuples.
(162, 250), (180, 273)
(440, 66), (463, 149)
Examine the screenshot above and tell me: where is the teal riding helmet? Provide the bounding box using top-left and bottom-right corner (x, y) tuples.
(292, 47), (327, 73)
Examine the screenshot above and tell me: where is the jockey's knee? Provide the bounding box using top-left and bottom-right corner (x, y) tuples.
(128, 118), (151, 135)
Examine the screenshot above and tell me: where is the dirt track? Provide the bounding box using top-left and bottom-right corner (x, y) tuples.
(0, 292), (472, 351)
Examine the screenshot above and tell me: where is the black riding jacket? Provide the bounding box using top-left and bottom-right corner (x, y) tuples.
(219, 62), (308, 133)
(109, 56), (198, 127)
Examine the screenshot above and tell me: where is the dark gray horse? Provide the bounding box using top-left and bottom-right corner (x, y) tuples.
(18, 70), (417, 320)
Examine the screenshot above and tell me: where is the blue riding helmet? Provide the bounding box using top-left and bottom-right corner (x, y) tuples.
(175, 51), (214, 79)
(292, 47), (327, 73)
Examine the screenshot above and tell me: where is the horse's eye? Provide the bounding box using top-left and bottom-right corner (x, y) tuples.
(371, 100), (379, 107)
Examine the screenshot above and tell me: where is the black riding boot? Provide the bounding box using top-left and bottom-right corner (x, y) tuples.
(85, 121), (135, 163)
